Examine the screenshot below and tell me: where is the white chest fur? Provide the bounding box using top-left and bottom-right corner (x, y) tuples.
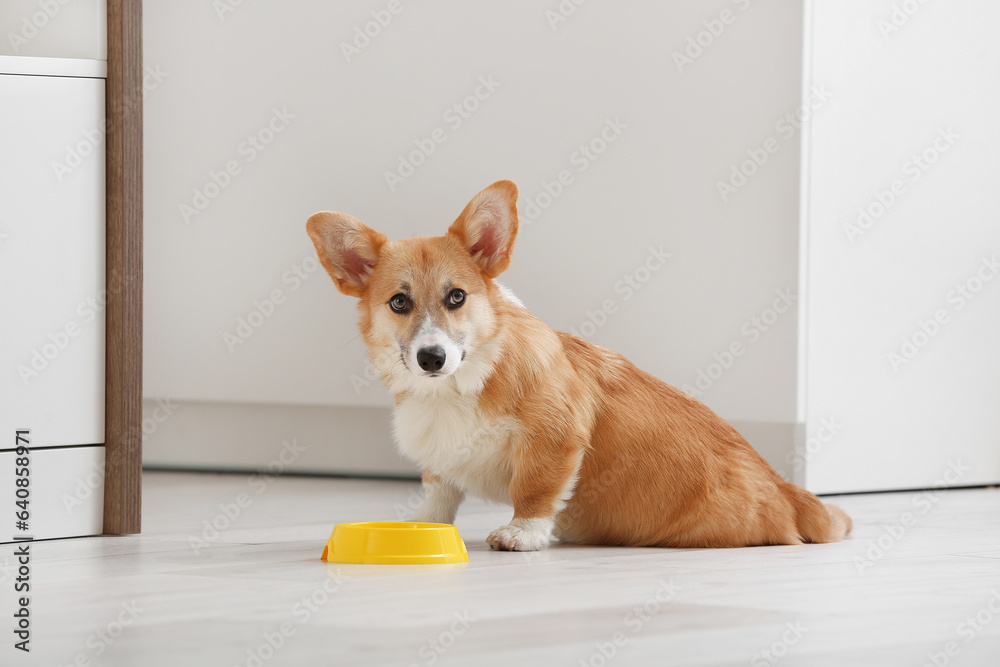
(392, 390), (518, 504)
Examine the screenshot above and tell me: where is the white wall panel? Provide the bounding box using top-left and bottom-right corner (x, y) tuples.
(801, 0), (1000, 492)
(0, 73), (106, 448)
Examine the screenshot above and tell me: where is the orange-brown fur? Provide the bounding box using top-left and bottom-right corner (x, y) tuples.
(307, 180), (852, 550)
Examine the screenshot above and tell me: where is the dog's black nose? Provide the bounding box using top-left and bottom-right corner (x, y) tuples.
(416, 346), (446, 372)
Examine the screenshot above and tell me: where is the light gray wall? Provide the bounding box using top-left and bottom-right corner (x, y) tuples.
(142, 1), (806, 472)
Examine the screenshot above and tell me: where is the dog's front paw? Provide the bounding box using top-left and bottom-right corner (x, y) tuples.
(487, 518), (553, 552)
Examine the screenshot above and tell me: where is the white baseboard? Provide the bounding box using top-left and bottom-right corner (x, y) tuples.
(142, 400), (799, 489)
(141, 399), (417, 478)
(0, 445), (104, 543)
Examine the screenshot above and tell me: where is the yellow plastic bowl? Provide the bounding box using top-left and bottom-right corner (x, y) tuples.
(321, 522), (469, 565)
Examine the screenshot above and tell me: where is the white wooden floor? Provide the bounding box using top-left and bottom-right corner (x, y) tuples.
(6, 472), (1000, 666)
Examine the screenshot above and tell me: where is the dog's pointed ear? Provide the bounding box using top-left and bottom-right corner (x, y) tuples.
(306, 212), (388, 297)
(447, 180), (519, 278)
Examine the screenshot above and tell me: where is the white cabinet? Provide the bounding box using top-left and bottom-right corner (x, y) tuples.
(0, 0), (106, 60)
(798, 0), (1000, 493)
(1, 69), (105, 447)
(0, 446), (105, 540)
(1, 58), (107, 541)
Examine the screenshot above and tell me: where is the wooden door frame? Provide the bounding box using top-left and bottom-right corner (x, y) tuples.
(103, 0), (143, 535)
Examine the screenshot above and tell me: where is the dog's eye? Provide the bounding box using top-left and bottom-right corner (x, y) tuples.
(448, 289), (466, 308)
(388, 294), (409, 313)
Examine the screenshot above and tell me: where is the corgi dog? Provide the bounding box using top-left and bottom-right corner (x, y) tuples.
(307, 180), (852, 551)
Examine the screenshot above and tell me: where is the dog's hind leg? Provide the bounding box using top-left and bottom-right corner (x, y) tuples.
(782, 483), (853, 543)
